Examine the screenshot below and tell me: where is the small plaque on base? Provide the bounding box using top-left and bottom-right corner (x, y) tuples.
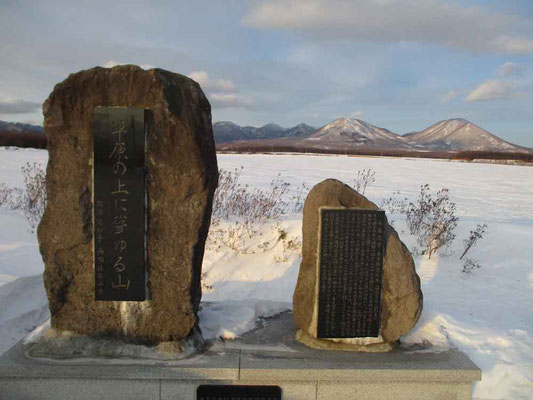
(197, 385), (282, 400)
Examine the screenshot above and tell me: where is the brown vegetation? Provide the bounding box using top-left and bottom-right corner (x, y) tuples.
(0, 131), (47, 149)
(452, 150), (533, 162)
(217, 141), (533, 162)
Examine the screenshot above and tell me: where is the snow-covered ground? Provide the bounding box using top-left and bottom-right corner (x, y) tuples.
(0, 148), (532, 399)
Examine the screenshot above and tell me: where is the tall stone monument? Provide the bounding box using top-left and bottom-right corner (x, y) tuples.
(37, 65), (218, 348)
(293, 179), (422, 351)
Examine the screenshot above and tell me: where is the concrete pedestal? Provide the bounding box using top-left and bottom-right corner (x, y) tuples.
(0, 312), (481, 400)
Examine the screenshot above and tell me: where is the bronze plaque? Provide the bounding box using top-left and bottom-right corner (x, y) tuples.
(317, 208), (385, 338)
(197, 385), (282, 400)
(93, 107), (147, 301)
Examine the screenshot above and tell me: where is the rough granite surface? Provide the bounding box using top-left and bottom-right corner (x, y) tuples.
(293, 179), (422, 351)
(37, 65), (218, 345)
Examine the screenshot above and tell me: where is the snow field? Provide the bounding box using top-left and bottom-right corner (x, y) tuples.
(0, 148), (532, 399)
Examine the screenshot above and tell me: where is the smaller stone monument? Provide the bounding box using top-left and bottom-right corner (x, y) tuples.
(293, 179), (422, 351)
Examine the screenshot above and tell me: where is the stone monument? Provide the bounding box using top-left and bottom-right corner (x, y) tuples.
(293, 179), (422, 351)
(37, 65), (218, 349)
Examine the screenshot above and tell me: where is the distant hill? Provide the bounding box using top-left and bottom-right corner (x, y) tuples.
(0, 121), (46, 148)
(403, 118), (527, 152)
(285, 123), (317, 137)
(213, 121), (315, 143)
(0, 121), (43, 134)
(305, 118), (410, 149)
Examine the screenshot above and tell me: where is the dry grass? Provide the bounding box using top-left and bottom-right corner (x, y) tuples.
(3, 163), (47, 231)
(207, 167), (303, 256)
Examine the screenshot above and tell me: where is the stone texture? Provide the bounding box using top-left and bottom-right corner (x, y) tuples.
(37, 65), (218, 345)
(293, 179), (422, 350)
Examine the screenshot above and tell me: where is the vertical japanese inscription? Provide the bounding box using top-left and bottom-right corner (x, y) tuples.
(93, 107), (146, 301)
(317, 209), (385, 338)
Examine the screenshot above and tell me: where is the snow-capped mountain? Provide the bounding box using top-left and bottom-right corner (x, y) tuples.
(212, 121), (254, 143)
(256, 123), (285, 138)
(213, 121), (315, 143)
(306, 118), (410, 149)
(284, 123), (316, 137)
(0, 120), (46, 148)
(404, 119), (526, 151)
(0, 121), (43, 134)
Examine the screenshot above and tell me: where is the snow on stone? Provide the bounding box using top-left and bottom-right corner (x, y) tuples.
(0, 148), (532, 399)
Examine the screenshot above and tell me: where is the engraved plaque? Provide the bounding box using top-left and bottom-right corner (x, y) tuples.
(93, 107), (147, 301)
(317, 208), (385, 338)
(197, 385), (282, 400)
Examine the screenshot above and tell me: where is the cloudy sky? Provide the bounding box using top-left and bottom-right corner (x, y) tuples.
(1, 0), (532, 146)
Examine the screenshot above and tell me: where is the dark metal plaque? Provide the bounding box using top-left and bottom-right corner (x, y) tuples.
(317, 208), (385, 338)
(93, 107), (147, 301)
(197, 385), (282, 400)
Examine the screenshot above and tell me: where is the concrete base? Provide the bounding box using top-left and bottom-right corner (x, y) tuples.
(0, 312), (481, 400)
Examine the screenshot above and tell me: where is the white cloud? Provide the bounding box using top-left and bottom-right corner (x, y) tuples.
(492, 36), (533, 55)
(188, 71), (209, 86)
(243, 0), (533, 54)
(464, 80), (526, 102)
(103, 60), (154, 70)
(189, 71), (236, 92)
(103, 60), (122, 68)
(0, 98), (42, 114)
(440, 90), (460, 103)
(189, 71), (246, 108)
(21, 119), (42, 125)
(498, 61), (525, 77)
(349, 110), (364, 118)
(209, 93), (254, 108)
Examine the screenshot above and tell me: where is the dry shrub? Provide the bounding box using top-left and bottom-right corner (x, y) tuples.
(9, 163), (47, 230)
(381, 190), (407, 214)
(212, 167), (290, 225)
(405, 184), (458, 259)
(273, 224), (302, 262)
(291, 182), (309, 213)
(381, 184), (460, 258)
(353, 168), (375, 195)
(460, 223), (488, 260)
(462, 258), (482, 273)
(0, 183), (12, 207)
(208, 167), (303, 256)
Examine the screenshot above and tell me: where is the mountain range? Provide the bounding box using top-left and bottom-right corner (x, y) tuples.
(215, 118), (531, 153)
(213, 121), (315, 143)
(0, 118), (530, 153)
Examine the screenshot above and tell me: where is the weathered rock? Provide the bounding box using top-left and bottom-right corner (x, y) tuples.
(293, 179), (422, 351)
(38, 65), (218, 346)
